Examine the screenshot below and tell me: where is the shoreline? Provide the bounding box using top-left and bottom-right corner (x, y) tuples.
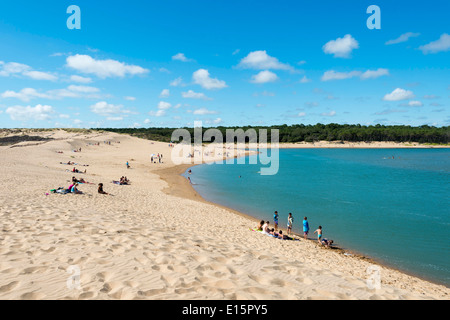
(1, 130), (449, 300)
(155, 153), (449, 289)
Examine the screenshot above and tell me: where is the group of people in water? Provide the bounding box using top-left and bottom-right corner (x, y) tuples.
(255, 212), (334, 247)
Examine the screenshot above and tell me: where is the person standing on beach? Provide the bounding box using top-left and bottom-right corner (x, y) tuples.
(287, 213), (293, 236)
(303, 217), (309, 240)
(314, 226), (323, 244)
(273, 211), (279, 231)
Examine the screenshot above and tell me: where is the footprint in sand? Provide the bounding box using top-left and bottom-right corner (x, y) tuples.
(20, 292), (46, 300)
(138, 288), (166, 297)
(0, 281), (19, 293)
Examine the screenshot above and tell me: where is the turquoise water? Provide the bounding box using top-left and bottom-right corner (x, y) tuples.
(183, 148), (450, 287)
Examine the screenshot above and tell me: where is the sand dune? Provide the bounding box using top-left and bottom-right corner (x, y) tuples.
(0, 130), (448, 300)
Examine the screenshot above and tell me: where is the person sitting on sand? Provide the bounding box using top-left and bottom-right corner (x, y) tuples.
(255, 220), (265, 231)
(262, 221), (270, 234)
(70, 183), (82, 194)
(98, 183), (109, 195)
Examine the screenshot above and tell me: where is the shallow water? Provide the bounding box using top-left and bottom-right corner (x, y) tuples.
(184, 148), (450, 287)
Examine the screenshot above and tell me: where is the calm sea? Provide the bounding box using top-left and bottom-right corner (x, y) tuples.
(183, 148), (450, 287)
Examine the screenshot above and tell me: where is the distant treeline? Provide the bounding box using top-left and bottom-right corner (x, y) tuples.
(97, 124), (450, 144)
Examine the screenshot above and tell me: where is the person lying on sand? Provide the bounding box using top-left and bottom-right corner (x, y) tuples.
(277, 230), (294, 240)
(321, 238), (334, 247)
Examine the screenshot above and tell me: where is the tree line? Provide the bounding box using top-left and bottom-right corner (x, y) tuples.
(97, 124), (450, 144)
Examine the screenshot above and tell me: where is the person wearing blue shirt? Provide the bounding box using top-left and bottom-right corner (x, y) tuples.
(273, 211), (279, 231)
(303, 217), (309, 240)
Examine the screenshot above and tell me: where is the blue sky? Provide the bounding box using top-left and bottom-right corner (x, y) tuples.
(0, 0), (448, 128)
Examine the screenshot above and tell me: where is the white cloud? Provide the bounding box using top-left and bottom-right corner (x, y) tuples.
(298, 112), (306, 117)
(250, 70), (279, 84)
(323, 34), (359, 58)
(70, 75), (92, 83)
(148, 101), (171, 117)
(321, 110), (336, 117)
(192, 69), (227, 90)
(205, 117), (223, 125)
(419, 33), (450, 54)
(106, 116), (123, 121)
(0, 62), (30, 76)
(90, 101), (131, 117)
(157, 101), (171, 110)
(407, 100), (423, 107)
(23, 71), (57, 81)
(1, 88), (51, 102)
(237, 50), (292, 70)
(144, 119), (151, 124)
(66, 54), (149, 78)
(299, 75), (312, 83)
(67, 85), (100, 93)
(383, 88), (415, 101)
(253, 91), (275, 97)
(124, 96), (136, 101)
(385, 32), (420, 45)
(423, 95), (439, 99)
(0, 62), (57, 81)
(6, 104), (55, 121)
(360, 68), (389, 80)
(159, 89), (170, 98)
(1, 85), (105, 101)
(149, 110), (166, 117)
(321, 68), (389, 81)
(321, 70), (361, 81)
(170, 77), (184, 87)
(193, 108), (218, 115)
(182, 90), (211, 100)
(172, 53), (193, 62)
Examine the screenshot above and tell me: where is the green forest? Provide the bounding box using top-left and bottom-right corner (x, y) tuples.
(98, 124), (450, 144)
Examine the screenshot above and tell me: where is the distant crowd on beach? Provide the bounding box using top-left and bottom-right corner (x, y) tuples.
(150, 153), (163, 164)
(254, 212), (334, 247)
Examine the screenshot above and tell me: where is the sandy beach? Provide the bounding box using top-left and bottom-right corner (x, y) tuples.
(0, 129), (448, 300)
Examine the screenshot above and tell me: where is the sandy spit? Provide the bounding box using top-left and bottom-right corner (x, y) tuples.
(0, 130), (448, 300)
